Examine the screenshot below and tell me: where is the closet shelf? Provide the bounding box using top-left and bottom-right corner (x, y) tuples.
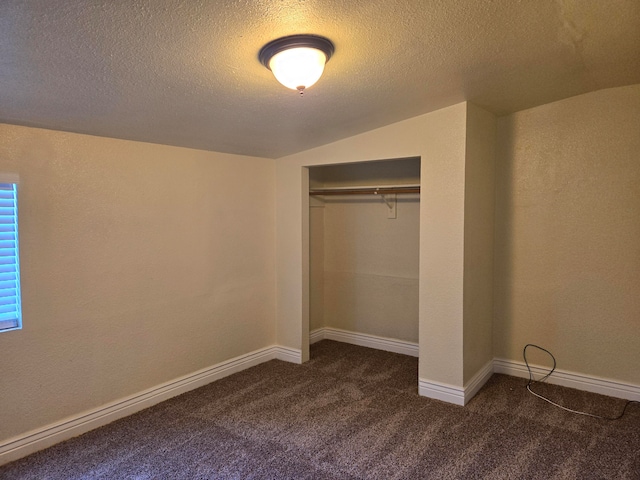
(309, 184), (420, 196)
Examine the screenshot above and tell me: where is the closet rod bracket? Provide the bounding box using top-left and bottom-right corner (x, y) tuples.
(375, 191), (397, 218)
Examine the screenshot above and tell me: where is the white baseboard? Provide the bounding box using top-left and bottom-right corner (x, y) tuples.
(311, 328), (489, 405)
(309, 328), (325, 345)
(493, 358), (640, 402)
(3, 339), (636, 467)
(309, 327), (419, 357)
(274, 346), (303, 364)
(420, 358), (640, 406)
(419, 379), (465, 406)
(0, 344), (301, 467)
(311, 329), (640, 404)
(463, 360), (495, 404)
(418, 360), (493, 407)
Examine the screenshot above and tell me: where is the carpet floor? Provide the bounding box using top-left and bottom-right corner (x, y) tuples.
(1, 340), (638, 479)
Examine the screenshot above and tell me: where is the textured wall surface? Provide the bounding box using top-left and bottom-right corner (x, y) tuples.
(309, 160), (420, 341)
(462, 104), (496, 384)
(494, 85), (640, 384)
(321, 194), (420, 342)
(0, 124), (276, 442)
(309, 201), (324, 332)
(277, 103), (468, 386)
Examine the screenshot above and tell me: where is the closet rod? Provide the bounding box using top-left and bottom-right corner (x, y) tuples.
(309, 185), (420, 196)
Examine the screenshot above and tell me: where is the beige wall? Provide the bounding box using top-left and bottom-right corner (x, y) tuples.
(2, 82), (636, 449)
(494, 84), (640, 385)
(0, 124), (276, 442)
(309, 198), (325, 332)
(462, 103), (496, 383)
(276, 103), (472, 385)
(309, 160), (420, 342)
(321, 194), (419, 342)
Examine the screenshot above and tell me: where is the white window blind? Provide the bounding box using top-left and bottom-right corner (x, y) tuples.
(0, 182), (21, 332)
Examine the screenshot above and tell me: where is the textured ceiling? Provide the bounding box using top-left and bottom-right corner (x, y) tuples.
(1, 0), (639, 158)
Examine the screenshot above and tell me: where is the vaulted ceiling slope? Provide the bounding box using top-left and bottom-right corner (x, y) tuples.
(1, 0), (639, 158)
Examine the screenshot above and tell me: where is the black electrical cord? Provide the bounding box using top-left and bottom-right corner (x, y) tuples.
(523, 344), (638, 420)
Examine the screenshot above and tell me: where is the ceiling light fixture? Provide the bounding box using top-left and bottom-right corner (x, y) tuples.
(259, 34), (334, 95)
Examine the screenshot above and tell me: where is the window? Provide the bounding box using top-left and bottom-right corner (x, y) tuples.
(0, 176), (21, 332)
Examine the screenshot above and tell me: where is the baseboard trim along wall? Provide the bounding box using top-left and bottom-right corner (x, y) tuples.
(312, 328), (640, 403)
(418, 379), (465, 406)
(418, 360), (494, 407)
(0, 345), (301, 467)
(493, 358), (640, 402)
(4, 333), (639, 466)
(463, 360), (495, 404)
(310, 327), (419, 357)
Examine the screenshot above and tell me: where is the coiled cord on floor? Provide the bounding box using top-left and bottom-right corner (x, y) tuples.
(523, 344), (638, 420)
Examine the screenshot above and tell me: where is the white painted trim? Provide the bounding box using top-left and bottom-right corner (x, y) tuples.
(311, 330), (640, 404)
(0, 345), (294, 466)
(464, 360), (494, 405)
(309, 327), (419, 357)
(309, 328), (325, 344)
(274, 346), (303, 364)
(493, 358), (640, 402)
(4, 343), (636, 467)
(419, 379), (465, 406)
(418, 361), (493, 407)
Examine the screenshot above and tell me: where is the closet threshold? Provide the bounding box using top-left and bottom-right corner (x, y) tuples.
(309, 184), (420, 196)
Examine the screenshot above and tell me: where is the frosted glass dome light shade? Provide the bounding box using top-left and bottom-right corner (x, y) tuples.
(259, 35), (334, 93)
(269, 47), (326, 91)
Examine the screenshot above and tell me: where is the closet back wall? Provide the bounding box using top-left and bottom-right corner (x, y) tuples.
(310, 160), (420, 343)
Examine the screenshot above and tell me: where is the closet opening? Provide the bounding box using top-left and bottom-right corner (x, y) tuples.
(307, 157), (421, 360)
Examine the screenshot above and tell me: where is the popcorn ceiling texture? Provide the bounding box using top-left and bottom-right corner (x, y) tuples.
(0, 0), (638, 158)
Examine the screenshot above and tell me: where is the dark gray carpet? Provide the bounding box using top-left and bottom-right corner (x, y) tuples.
(1, 340), (638, 479)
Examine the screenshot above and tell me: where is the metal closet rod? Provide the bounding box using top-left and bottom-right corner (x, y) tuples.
(309, 184), (420, 196)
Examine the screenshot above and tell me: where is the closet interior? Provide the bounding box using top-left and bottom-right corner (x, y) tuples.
(309, 157), (421, 350)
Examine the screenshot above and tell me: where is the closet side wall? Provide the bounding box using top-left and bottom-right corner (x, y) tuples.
(309, 197), (325, 332)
